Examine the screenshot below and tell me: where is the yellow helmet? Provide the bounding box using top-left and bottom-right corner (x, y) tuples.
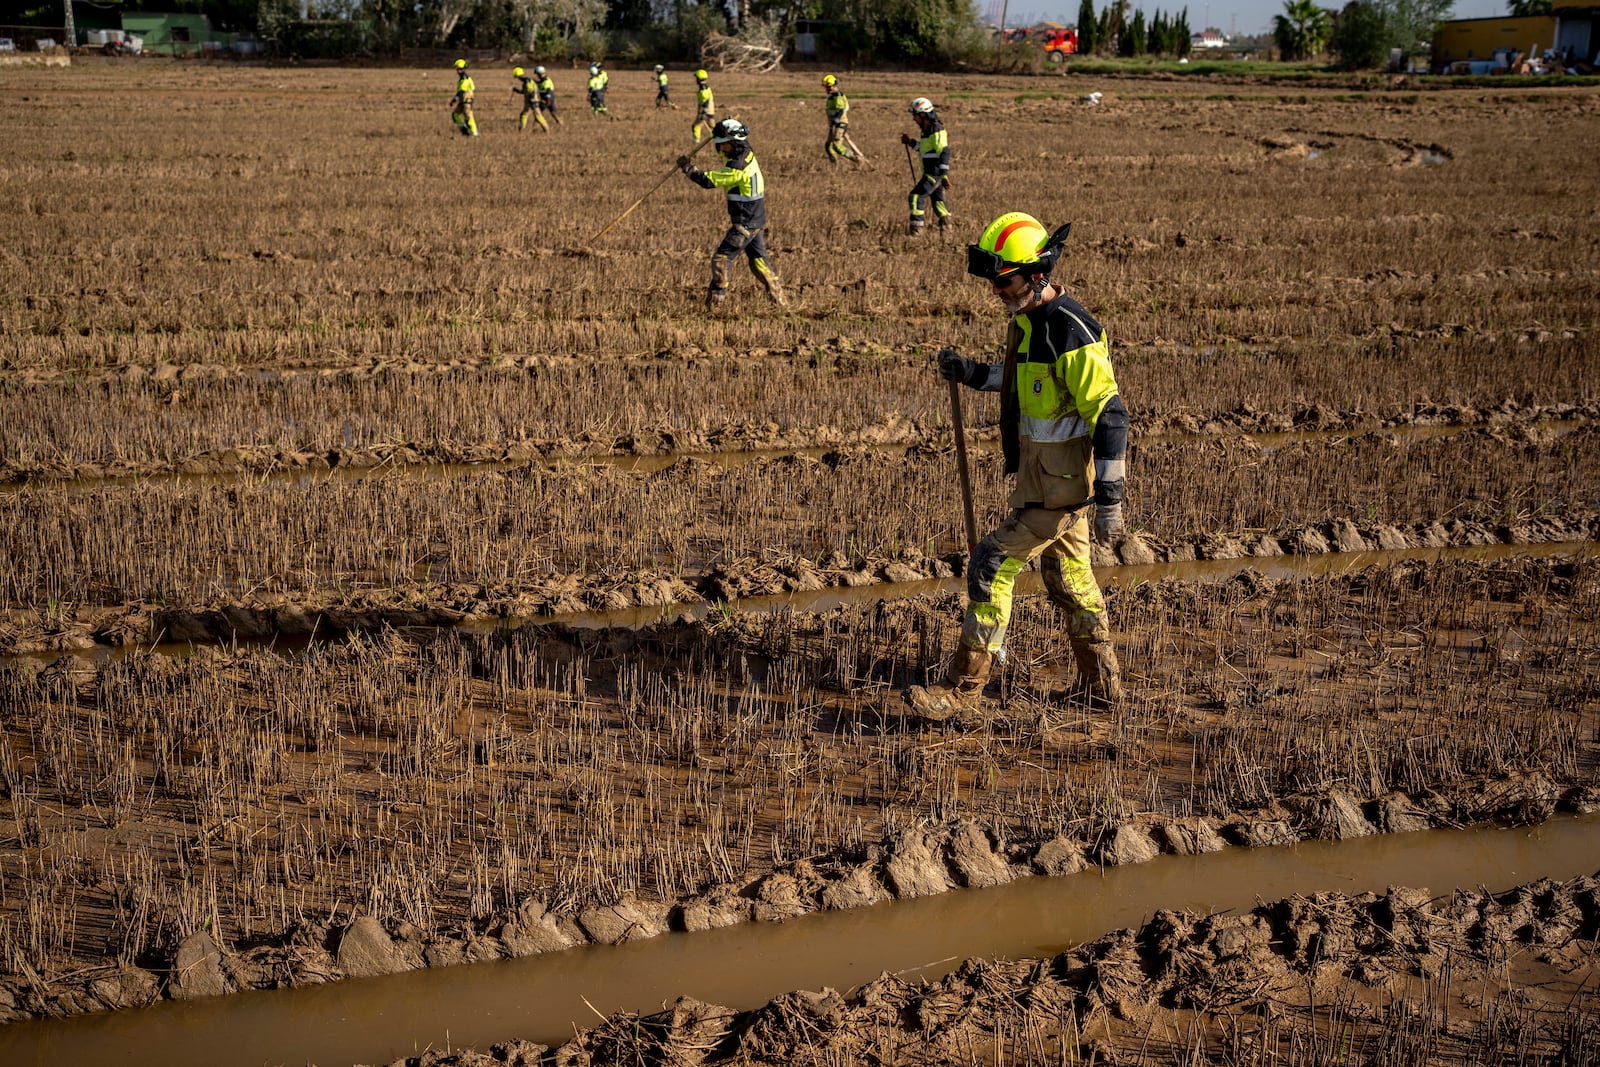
(454, 58), (467, 70)
(695, 68), (708, 81)
(822, 74), (837, 88)
(512, 66), (524, 78)
(968, 212), (1072, 282)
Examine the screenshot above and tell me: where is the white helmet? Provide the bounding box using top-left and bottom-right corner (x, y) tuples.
(589, 63), (600, 75)
(909, 97), (935, 116)
(534, 65), (546, 77)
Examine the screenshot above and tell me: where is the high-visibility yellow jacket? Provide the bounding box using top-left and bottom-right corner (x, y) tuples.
(962, 291), (1126, 510)
(536, 75), (555, 103)
(688, 145), (766, 230)
(454, 73), (475, 101)
(826, 89), (849, 127)
(696, 84), (714, 116)
(915, 120), (949, 178)
(587, 71), (608, 93)
(657, 71), (669, 89)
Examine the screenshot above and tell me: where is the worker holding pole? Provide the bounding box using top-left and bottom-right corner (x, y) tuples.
(677, 118), (785, 311)
(822, 74), (863, 165)
(905, 212), (1129, 721)
(900, 97), (951, 234)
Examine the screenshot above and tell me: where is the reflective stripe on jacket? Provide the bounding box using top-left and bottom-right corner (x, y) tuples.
(827, 90), (849, 126)
(696, 85), (714, 115)
(917, 122), (949, 176)
(690, 147), (766, 230)
(971, 292), (1120, 510)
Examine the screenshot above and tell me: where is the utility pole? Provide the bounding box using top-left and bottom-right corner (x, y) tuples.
(995, 0), (1009, 68)
(62, 0), (75, 45)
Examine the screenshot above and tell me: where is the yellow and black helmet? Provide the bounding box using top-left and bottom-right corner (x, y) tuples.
(512, 66), (524, 78)
(822, 74), (837, 88)
(454, 58), (467, 70)
(695, 68), (709, 81)
(967, 212), (1073, 282)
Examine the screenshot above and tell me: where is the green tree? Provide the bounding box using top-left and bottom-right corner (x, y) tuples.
(1077, 0), (1098, 53)
(1272, 0), (1330, 58)
(1121, 6), (1146, 53)
(1383, 0), (1453, 57)
(1507, 0), (1549, 13)
(1327, 0), (1387, 67)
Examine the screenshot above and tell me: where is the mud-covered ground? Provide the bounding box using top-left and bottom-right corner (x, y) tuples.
(389, 874), (1600, 1066)
(1, 62), (1597, 1062)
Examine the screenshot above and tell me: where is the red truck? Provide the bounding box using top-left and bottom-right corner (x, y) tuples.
(1041, 28), (1079, 60)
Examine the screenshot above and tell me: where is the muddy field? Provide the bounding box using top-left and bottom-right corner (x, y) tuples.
(1, 60), (1597, 1063)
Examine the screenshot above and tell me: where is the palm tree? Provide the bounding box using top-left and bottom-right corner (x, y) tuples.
(1273, 0), (1331, 60)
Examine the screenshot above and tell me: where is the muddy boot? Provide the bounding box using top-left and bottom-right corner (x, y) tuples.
(753, 258), (785, 307)
(907, 218), (925, 236)
(705, 287), (728, 312)
(937, 214), (951, 234)
(1069, 637), (1124, 707)
(904, 647), (992, 722)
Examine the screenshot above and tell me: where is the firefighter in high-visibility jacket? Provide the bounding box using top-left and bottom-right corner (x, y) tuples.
(900, 97), (950, 233)
(691, 69), (714, 142)
(511, 67), (547, 131)
(822, 74), (860, 165)
(586, 62), (609, 115)
(677, 119), (785, 311)
(450, 59), (478, 137)
(654, 64), (674, 108)
(533, 66), (560, 125)
(905, 212), (1129, 721)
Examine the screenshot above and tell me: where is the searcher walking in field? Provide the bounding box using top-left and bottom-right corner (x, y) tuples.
(511, 67), (548, 131)
(901, 97), (950, 233)
(654, 64), (674, 108)
(532, 66), (560, 126)
(905, 212), (1129, 722)
(822, 74), (863, 165)
(677, 119), (785, 312)
(692, 69), (715, 142)
(450, 58), (478, 136)
(586, 62), (610, 116)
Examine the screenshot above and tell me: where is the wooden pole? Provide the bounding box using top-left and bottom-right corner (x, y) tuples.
(589, 134), (717, 244)
(949, 379), (978, 552)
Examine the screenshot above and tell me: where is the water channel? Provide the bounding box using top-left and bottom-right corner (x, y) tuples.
(2, 813), (1596, 1067)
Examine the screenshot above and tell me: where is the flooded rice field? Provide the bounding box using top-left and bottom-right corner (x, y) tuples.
(0, 60), (1596, 1065)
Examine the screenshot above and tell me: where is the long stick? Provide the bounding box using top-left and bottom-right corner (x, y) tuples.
(949, 379), (978, 552)
(904, 141), (918, 182)
(590, 134), (716, 243)
(844, 132), (868, 163)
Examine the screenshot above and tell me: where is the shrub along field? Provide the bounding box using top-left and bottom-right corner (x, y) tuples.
(0, 60), (1596, 1060)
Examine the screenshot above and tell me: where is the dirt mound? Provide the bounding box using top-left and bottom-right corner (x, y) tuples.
(388, 875), (1600, 1067)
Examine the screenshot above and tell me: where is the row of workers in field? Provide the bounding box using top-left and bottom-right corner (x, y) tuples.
(452, 62), (1127, 723)
(448, 58), (714, 138)
(450, 60), (950, 240)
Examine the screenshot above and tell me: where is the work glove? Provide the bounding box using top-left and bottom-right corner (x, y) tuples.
(1092, 501), (1125, 547)
(937, 347), (974, 383)
(940, 176), (951, 190)
(676, 155), (693, 173)
(900, 132), (916, 147)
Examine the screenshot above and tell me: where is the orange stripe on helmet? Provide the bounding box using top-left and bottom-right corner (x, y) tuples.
(994, 219), (1045, 261)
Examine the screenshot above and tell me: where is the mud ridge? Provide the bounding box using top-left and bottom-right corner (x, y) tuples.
(3, 513), (1594, 656)
(399, 872), (1600, 1067)
(1, 782), (1595, 1027)
(1, 397), (1594, 488)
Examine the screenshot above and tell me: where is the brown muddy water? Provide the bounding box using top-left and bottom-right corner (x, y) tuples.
(10, 541), (1597, 668)
(2, 814), (1597, 1067)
